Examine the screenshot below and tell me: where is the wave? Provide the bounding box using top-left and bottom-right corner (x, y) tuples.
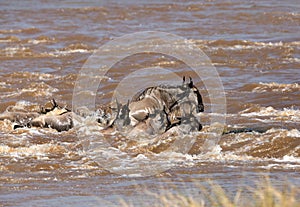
(0, 46), (58, 58)
(239, 106), (300, 122)
(193, 39), (300, 50)
(0, 82), (58, 99)
(0, 27), (41, 35)
(223, 128), (300, 161)
(4, 71), (58, 80)
(239, 82), (300, 93)
(0, 42), (93, 58)
(0, 35), (20, 43)
(27, 35), (56, 44)
(0, 35), (54, 44)
(49, 43), (94, 56)
(0, 143), (67, 158)
(1, 46), (33, 57)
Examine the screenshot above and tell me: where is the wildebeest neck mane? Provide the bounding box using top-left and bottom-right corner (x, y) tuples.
(131, 85), (184, 110)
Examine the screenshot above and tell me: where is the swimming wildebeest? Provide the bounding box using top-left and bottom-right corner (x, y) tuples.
(0, 99), (73, 131)
(115, 76), (204, 134)
(29, 99), (73, 132)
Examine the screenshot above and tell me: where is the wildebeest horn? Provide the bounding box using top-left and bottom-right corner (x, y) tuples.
(51, 99), (58, 108)
(115, 98), (121, 112)
(189, 77), (193, 88)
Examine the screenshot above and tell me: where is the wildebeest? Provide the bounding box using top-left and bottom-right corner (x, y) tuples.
(29, 99), (74, 132)
(0, 99), (74, 131)
(127, 76), (204, 133)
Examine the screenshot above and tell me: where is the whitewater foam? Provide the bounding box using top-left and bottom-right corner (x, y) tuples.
(240, 106), (300, 121)
(0, 143), (66, 158)
(252, 82), (300, 93)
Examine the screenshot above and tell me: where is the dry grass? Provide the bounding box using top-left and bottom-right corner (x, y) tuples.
(121, 178), (299, 207)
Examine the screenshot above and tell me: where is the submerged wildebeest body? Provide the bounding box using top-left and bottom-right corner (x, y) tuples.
(0, 111), (40, 129)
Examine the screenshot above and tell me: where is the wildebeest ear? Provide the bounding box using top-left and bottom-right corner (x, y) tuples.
(189, 77), (193, 88)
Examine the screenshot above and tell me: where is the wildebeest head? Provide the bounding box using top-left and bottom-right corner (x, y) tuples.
(41, 99), (70, 115)
(113, 99), (131, 130)
(177, 76), (204, 113)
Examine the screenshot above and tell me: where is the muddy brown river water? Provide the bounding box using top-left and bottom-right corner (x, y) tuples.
(0, 0), (299, 206)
